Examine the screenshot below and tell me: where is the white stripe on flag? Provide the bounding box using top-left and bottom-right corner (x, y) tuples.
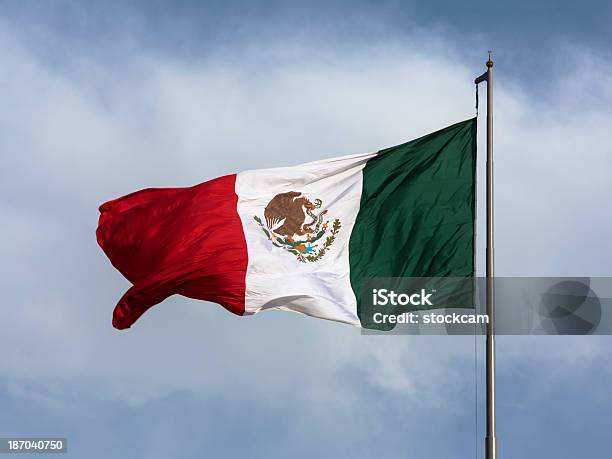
(235, 152), (376, 325)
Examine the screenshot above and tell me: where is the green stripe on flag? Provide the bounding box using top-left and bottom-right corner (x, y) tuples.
(348, 118), (477, 328)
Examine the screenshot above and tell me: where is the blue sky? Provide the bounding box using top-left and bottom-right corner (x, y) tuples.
(4, 0), (612, 83)
(1, 1), (612, 458)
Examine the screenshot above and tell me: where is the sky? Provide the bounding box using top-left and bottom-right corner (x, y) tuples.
(1, 1), (612, 458)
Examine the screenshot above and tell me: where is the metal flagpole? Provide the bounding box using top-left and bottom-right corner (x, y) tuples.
(475, 52), (496, 459)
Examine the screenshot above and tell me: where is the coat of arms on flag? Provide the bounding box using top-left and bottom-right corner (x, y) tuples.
(253, 191), (341, 263)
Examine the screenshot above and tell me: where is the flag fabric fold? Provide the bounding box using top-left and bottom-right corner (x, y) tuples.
(97, 175), (248, 329)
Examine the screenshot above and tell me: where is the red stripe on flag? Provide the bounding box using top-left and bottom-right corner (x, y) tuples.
(96, 174), (248, 329)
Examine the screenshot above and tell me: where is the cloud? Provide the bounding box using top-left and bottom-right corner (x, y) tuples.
(1, 16), (612, 458)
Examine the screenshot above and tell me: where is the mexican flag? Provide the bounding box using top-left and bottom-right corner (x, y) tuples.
(97, 118), (476, 329)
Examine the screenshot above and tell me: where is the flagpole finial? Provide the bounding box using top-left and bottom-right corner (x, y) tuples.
(487, 51), (494, 68)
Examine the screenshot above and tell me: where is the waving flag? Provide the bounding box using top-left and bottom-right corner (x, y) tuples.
(97, 118), (476, 329)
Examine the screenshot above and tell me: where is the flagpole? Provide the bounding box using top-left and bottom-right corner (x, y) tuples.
(475, 52), (496, 459)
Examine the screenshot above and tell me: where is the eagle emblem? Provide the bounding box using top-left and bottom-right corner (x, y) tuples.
(253, 191), (341, 263)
